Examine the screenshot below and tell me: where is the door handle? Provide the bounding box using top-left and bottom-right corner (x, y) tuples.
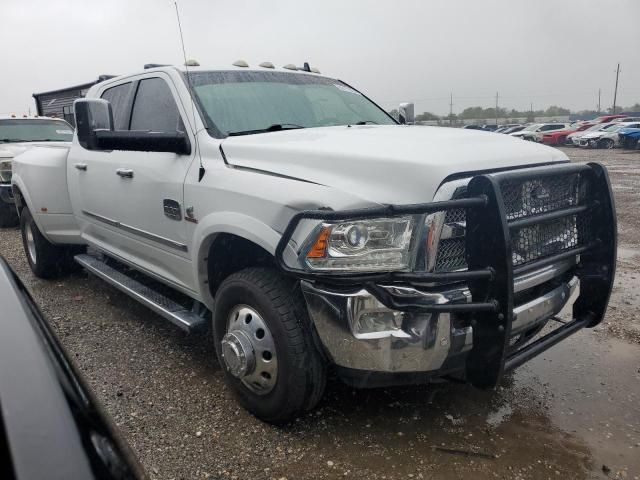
(116, 168), (134, 178)
(74, 163), (88, 171)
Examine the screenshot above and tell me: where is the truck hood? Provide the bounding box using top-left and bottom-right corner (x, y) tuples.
(221, 125), (567, 204)
(0, 141), (70, 159)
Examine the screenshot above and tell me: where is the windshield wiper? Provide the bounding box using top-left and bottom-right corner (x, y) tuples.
(227, 124), (305, 136)
(353, 120), (379, 125)
(1, 138), (26, 143)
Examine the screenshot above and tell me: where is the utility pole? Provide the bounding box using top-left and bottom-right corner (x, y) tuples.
(495, 91), (499, 126)
(449, 92), (453, 126)
(530, 102), (534, 122)
(597, 88), (601, 113)
(612, 63), (620, 114)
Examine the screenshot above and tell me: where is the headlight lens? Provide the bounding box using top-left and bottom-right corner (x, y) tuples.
(303, 216), (416, 271)
(0, 160), (12, 183)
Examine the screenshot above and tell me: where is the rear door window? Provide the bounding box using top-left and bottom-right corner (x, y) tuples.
(101, 82), (133, 130)
(129, 78), (185, 133)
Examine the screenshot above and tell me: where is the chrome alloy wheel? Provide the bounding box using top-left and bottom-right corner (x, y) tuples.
(24, 221), (37, 265)
(221, 305), (278, 395)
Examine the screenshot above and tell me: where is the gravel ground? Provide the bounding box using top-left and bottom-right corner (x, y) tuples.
(1, 147), (639, 480)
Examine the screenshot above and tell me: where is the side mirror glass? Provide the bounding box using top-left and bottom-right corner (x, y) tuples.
(398, 102), (415, 125)
(74, 99), (113, 150)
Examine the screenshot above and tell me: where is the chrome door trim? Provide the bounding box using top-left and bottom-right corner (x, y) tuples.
(82, 210), (188, 252)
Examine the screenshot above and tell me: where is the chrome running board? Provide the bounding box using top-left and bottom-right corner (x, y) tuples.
(75, 253), (207, 333)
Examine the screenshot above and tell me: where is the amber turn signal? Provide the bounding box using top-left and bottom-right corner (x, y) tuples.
(306, 226), (331, 258)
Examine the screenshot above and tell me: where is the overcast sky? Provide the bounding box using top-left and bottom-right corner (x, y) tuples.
(2, 0), (639, 116)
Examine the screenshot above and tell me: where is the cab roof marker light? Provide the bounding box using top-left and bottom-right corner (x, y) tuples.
(184, 59), (200, 67)
(259, 62), (275, 69)
(283, 64), (297, 71)
(233, 60), (249, 67)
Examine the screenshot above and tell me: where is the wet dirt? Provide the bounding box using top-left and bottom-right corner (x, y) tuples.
(1, 147), (639, 479)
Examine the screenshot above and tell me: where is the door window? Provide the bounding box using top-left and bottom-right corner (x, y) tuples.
(101, 82), (133, 130)
(130, 78), (185, 132)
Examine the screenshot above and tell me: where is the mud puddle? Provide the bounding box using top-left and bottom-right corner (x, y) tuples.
(280, 331), (640, 479)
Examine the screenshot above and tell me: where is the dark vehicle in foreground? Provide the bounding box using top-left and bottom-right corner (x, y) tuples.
(0, 257), (143, 479)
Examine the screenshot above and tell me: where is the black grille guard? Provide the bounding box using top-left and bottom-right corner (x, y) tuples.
(275, 162), (617, 386)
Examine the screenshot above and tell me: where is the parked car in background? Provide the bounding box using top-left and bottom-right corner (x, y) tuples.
(0, 257), (143, 479)
(462, 124), (485, 130)
(495, 124), (521, 133)
(601, 122), (640, 149)
(510, 123), (568, 141)
(619, 126), (640, 149)
(0, 115), (73, 227)
(567, 122), (615, 146)
(613, 116), (640, 123)
(540, 123), (593, 146)
(501, 125), (525, 134)
(591, 114), (628, 124)
(577, 122), (640, 148)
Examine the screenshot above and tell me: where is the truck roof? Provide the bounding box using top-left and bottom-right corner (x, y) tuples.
(107, 61), (328, 81)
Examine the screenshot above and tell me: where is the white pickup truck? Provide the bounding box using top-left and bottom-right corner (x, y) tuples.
(0, 115), (73, 226)
(11, 63), (617, 423)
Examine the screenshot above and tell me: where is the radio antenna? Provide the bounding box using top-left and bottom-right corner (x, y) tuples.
(175, 1), (205, 181)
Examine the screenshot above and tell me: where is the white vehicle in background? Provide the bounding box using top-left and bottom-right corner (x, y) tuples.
(509, 123), (568, 141)
(578, 121), (640, 149)
(0, 115), (74, 226)
(567, 123), (613, 146)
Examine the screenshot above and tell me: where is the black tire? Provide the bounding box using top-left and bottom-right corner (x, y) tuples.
(212, 267), (326, 424)
(0, 200), (19, 228)
(20, 207), (85, 279)
(599, 138), (614, 150)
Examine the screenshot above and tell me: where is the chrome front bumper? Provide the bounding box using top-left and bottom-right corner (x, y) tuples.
(302, 269), (580, 375)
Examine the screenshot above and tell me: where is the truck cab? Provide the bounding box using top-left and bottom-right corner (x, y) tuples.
(11, 63), (617, 423)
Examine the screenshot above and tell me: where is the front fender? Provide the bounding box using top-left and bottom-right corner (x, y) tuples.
(191, 211), (293, 307)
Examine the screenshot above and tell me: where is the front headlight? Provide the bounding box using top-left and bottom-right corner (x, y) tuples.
(0, 160), (12, 183)
(303, 216), (416, 272)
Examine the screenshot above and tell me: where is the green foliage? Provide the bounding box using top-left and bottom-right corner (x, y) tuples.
(415, 111), (440, 121)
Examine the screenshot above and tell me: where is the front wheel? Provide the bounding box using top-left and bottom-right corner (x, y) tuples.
(20, 207), (84, 278)
(212, 267), (326, 424)
(599, 138), (615, 149)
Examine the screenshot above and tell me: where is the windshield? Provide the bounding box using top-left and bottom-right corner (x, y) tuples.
(583, 123), (605, 132)
(0, 119), (74, 143)
(521, 124), (541, 132)
(188, 71), (396, 136)
(600, 123), (621, 132)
